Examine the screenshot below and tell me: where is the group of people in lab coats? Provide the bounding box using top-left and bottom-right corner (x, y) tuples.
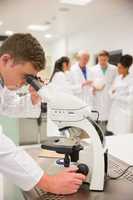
(50, 50), (133, 136)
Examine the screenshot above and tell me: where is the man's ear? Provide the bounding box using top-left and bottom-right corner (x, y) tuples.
(0, 54), (13, 66)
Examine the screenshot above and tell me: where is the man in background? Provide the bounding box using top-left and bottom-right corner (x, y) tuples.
(68, 50), (93, 108)
(91, 50), (117, 135)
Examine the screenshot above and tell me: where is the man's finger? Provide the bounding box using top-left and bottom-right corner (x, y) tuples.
(74, 173), (86, 181)
(64, 166), (78, 173)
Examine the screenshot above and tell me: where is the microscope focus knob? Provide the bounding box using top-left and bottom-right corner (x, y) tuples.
(77, 164), (89, 176)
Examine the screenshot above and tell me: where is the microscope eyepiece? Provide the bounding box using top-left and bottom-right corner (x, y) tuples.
(25, 75), (42, 91)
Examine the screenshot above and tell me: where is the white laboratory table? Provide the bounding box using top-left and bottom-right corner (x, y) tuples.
(106, 134), (133, 165)
(83, 134), (133, 165)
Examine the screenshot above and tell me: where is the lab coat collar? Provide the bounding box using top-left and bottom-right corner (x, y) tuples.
(97, 63), (110, 70)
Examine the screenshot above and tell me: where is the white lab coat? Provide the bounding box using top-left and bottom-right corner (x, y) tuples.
(0, 85), (43, 191)
(0, 87), (41, 118)
(129, 65), (133, 75)
(51, 71), (73, 94)
(69, 62), (93, 108)
(51, 71), (83, 94)
(47, 71), (80, 137)
(91, 64), (117, 121)
(107, 74), (133, 135)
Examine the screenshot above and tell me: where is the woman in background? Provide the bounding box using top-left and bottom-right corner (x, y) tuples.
(50, 56), (90, 95)
(107, 54), (133, 135)
(50, 56), (73, 94)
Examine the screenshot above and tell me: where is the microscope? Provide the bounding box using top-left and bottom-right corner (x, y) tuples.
(26, 75), (108, 192)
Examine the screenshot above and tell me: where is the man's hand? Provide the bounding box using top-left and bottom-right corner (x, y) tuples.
(92, 84), (105, 95)
(82, 80), (93, 88)
(37, 166), (86, 195)
(29, 85), (42, 105)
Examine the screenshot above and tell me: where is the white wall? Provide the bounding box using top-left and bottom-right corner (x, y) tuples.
(68, 16), (133, 55)
(47, 37), (68, 62)
(47, 2), (133, 66)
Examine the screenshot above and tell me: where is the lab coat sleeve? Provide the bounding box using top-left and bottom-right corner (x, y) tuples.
(108, 86), (116, 99)
(0, 89), (41, 118)
(66, 72), (82, 95)
(52, 72), (82, 95)
(108, 89), (114, 99)
(70, 84), (82, 94)
(0, 130), (43, 191)
(108, 67), (118, 93)
(108, 77), (118, 99)
(110, 82), (133, 104)
(114, 90), (133, 104)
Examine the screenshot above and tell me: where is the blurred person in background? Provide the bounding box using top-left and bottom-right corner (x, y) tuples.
(91, 50), (117, 135)
(68, 50), (93, 109)
(107, 54), (133, 135)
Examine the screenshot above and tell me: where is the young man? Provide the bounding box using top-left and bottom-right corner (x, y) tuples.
(0, 33), (85, 194)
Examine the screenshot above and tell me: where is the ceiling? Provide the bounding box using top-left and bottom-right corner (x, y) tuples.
(0, 0), (133, 44)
